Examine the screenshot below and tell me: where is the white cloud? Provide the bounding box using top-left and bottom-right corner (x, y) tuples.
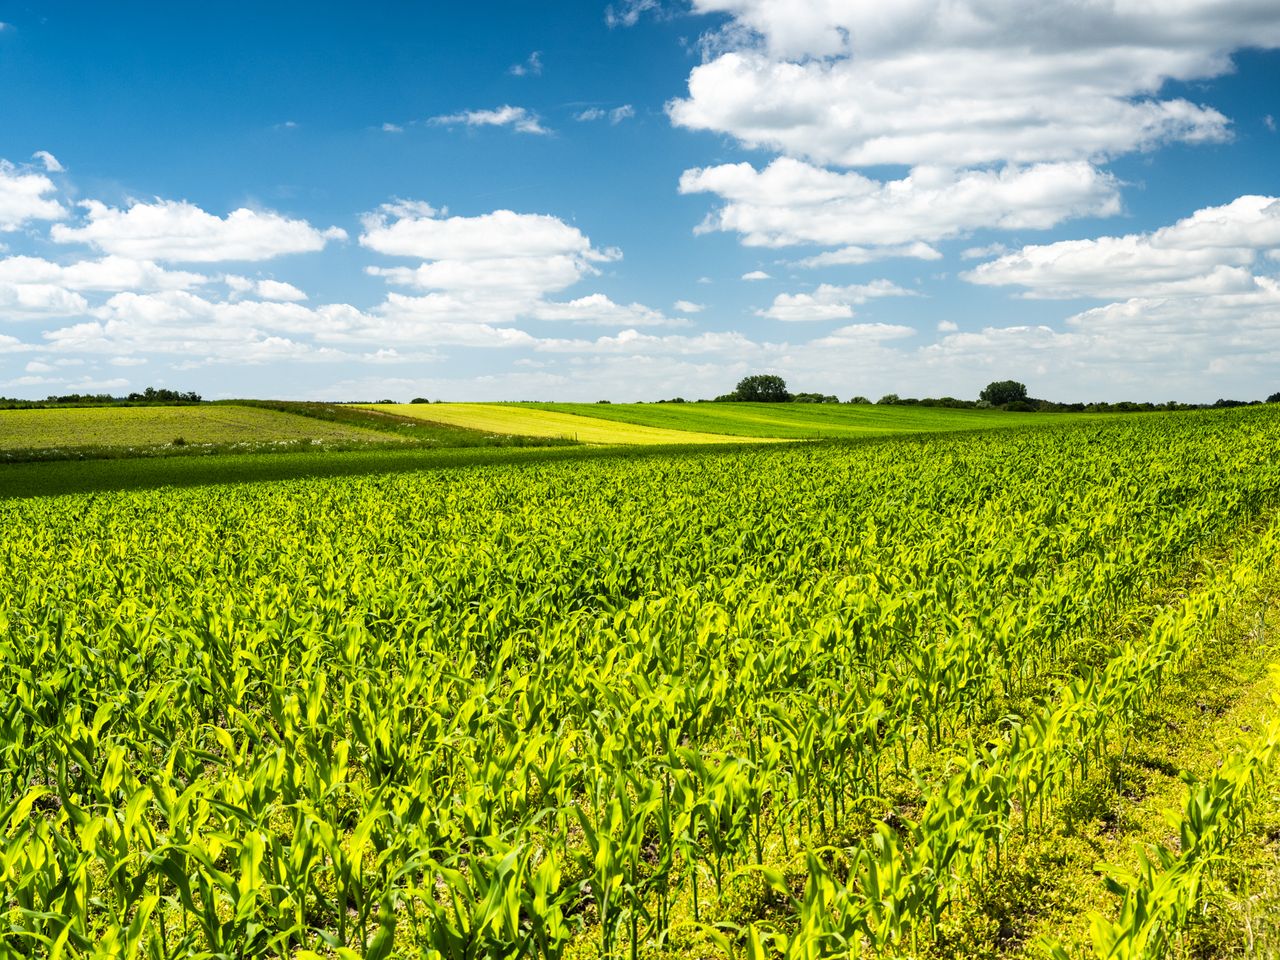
(0, 159), (66, 231)
(680, 158), (1120, 249)
(758, 279), (913, 321)
(381, 122), (405, 133)
(360, 205), (605, 262)
(509, 51), (543, 77)
(966, 195), (1280, 299)
(811, 322), (917, 346)
(673, 299), (704, 313)
(742, 269), (772, 280)
(0, 282), (89, 319)
(937, 319), (960, 332)
(0, 255), (208, 291)
(533, 294), (686, 326)
(670, 1), (1278, 168)
(961, 243), (1010, 260)
(575, 104), (635, 124)
(32, 151), (65, 173)
(430, 105), (549, 135)
(796, 242), (942, 268)
(226, 275), (308, 301)
(605, 0), (666, 28)
(51, 199), (346, 262)
(1267, 115), (1277, 133)
(42, 289), (348, 362)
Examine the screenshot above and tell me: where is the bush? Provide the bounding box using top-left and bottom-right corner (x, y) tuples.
(410, 397), (431, 404)
(1269, 392), (1280, 404)
(877, 393), (900, 405)
(847, 395), (870, 405)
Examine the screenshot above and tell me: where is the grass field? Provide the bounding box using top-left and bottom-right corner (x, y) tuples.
(4, 406), (1280, 958)
(0, 440), (751, 499)
(532, 400), (1092, 437)
(360, 402), (782, 444)
(0, 404), (397, 457)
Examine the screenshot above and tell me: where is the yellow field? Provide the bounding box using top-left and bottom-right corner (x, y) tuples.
(360, 403), (779, 445)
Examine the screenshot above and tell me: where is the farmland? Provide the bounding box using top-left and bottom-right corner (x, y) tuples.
(2, 407), (1280, 958)
(359, 402), (780, 444)
(529, 401), (1071, 438)
(0, 405), (398, 459)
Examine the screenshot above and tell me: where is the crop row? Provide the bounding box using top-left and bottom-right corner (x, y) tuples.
(1, 407), (1279, 957)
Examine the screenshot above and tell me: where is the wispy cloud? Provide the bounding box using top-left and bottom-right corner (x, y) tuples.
(574, 105), (635, 124)
(605, 0), (666, 28)
(32, 151), (65, 173)
(508, 51), (543, 77)
(430, 105), (550, 135)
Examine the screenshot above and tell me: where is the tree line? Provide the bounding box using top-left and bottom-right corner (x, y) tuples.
(660, 375), (1279, 412)
(0, 387), (202, 410)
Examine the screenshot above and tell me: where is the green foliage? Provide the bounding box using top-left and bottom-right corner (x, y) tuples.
(2, 407), (1279, 957)
(730, 374), (791, 402)
(980, 379), (1030, 405)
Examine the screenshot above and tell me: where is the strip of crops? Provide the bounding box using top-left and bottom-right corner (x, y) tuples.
(1, 407), (1279, 958)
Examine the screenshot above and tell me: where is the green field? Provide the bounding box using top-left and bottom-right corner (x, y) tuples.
(532, 400), (1088, 437)
(0, 404), (397, 457)
(360, 402), (783, 444)
(3, 407), (1279, 958)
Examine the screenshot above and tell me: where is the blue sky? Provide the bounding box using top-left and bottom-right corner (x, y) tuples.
(0, 1), (1277, 402)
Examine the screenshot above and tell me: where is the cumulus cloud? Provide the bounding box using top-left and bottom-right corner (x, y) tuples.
(758, 279), (914, 321)
(532, 294), (686, 327)
(225, 275), (308, 301)
(0, 255), (208, 291)
(742, 269), (772, 280)
(0, 159), (66, 230)
(966, 195), (1280, 298)
(796, 242), (942, 268)
(359, 204), (618, 315)
(670, 1), (1278, 168)
(0, 282), (88, 319)
(430, 105), (549, 135)
(357, 202), (685, 334)
(42, 289), (351, 362)
(673, 299), (704, 313)
(50, 199), (346, 262)
(681, 158), (1120, 249)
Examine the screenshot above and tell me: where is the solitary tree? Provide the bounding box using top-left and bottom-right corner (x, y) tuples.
(733, 374), (791, 402)
(979, 380), (1029, 405)
(1268, 391), (1280, 404)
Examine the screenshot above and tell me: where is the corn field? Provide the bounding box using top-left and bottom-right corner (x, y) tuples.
(3, 407), (1280, 959)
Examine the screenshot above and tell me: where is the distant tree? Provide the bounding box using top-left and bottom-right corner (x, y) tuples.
(595, 399), (612, 404)
(1267, 392), (1280, 404)
(126, 387), (202, 403)
(791, 392), (838, 403)
(979, 380), (1028, 405)
(377, 398), (395, 404)
(877, 393), (900, 405)
(410, 397), (431, 404)
(847, 395), (870, 405)
(733, 374), (791, 402)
